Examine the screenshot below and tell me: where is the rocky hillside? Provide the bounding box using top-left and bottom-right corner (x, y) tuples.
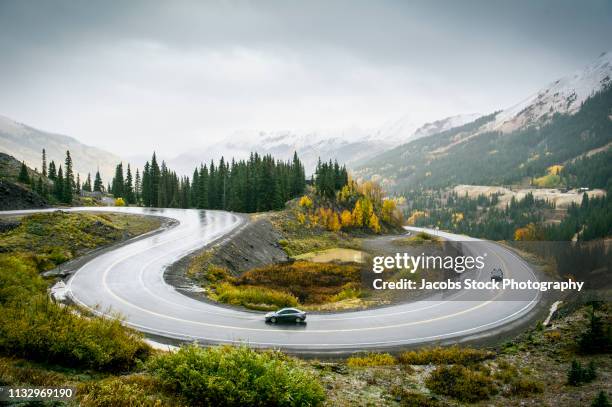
(0, 180), (47, 210)
(0, 152), (48, 210)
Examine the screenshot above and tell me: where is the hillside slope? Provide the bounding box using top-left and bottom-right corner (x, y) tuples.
(0, 152), (48, 210)
(0, 115), (121, 181)
(356, 52), (612, 190)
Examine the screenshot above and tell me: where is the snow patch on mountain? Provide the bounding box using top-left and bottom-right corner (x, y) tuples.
(486, 51), (612, 133)
(412, 113), (482, 140)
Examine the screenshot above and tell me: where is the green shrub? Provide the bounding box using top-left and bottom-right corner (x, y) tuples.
(0, 213), (157, 373)
(206, 265), (233, 283)
(346, 353), (396, 367)
(0, 357), (69, 386)
(567, 360), (597, 386)
(388, 386), (442, 407)
(508, 377), (544, 396)
(425, 364), (496, 402)
(79, 375), (175, 407)
(579, 307), (612, 354)
(592, 391), (611, 407)
(399, 346), (494, 365)
(147, 345), (325, 407)
(0, 254), (46, 303)
(212, 283), (298, 311)
(0, 295), (150, 371)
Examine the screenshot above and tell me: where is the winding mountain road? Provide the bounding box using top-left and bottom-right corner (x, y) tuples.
(2, 207), (543, 353)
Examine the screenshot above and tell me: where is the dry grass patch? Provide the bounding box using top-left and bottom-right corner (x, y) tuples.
(399, 345), (494, 365)
(237, 261), (362, 304)
(346, 353), (396, 367)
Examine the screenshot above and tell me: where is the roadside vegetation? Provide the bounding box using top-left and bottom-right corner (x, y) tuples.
(315, 301), (610, 406)
(0, 212), (162, 370)
(204, 261), (363, 311)
(0, 211), (160, 258)
(148, 345), (325, 406)
(392, 231), (441, 246)
(0, 210), (328, 406)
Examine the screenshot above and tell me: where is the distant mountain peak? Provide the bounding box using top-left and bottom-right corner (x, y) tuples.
(486, 50), (612, 133)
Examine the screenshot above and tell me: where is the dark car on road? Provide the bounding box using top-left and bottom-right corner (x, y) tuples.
(265, 308), (307, 324)
(491, 268), (504, 282)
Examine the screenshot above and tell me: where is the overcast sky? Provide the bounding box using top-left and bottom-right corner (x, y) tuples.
(0, 0), (611, 156)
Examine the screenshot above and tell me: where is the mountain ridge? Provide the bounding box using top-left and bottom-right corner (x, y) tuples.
(355, 51), (612, 191)
(0, 115), (122, 182)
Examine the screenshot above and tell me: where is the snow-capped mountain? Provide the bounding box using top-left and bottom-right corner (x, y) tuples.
(164, 114), (481, 175)
(165, 128), (393, 176)
(486, 51), (612, 133)
(355, 51), (612, 190)
(0, 115), (122, 182)
(410, 113), (482, 141)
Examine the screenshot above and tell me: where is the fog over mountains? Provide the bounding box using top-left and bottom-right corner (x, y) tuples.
(1, 51), (609, 183)
(155, 113), (481, 176)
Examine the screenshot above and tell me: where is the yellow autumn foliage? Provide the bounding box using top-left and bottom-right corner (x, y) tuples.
(406, 210), (427, 225)
(547, 165), (564, 176)
(299, 195), (313, 209)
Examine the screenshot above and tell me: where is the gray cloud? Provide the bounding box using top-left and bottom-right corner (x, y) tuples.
(0, 0), (610, 155)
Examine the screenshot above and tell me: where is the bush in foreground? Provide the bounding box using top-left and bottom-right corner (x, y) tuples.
(398, 345), (494, 365)
(425, 364), (497, 402)
(79, 375), (174, 407)
(0, 253), (150, 372)
(0, 295), (150, 371)
(147, 344), (325, 407)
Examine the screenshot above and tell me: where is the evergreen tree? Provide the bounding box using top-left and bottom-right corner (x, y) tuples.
(592, 391), (611, 407)
(130, 151), (306, 212)
(198, 164), (209, 209)
(134, 168), (141, 205)
(93, 171), (103, 192)
(63, 150), (74, 204)
(111, 163), (125, 198)
(75, 173), (81, 194)
(54, 166), (64, 201)
(18, 161), (29, 183)
(191, 167), (200, 207)
(125, 164), (135, 204)
(48, 161), (57, 181)
(579, 306), (612, 353)
(36, 177), (44, 197)
(41, 149), (47, 177)
(142, 162), (151, 206)
(314, 158), (347, 199)
(290, 151), (306, 196)
(83, 173), (92, 192)
(150, 153), (160, 207)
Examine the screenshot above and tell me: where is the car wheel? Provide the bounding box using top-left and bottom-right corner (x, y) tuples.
(271, 317), (276, 323)
(295, 317), (302, 323)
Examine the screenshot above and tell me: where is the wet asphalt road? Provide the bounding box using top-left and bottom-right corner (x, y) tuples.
(1, 207), (541, 353)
